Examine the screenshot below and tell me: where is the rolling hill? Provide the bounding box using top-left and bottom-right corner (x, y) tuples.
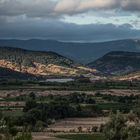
(115, 71), (140, 81)
(0, 39), (140, 64)
(0, 47), (97, 78)
(88, 51), (140, 75)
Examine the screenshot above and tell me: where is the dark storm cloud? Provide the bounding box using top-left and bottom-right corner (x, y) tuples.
(0, 0), (140, 41)
(0, 0), (140, 18)
(122, 0), (140, 12)
(0, 20), (140, 42)
(0, 0), (57, 18)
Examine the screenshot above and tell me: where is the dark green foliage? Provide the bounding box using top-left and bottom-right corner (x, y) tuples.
(20, 109), (42, 126)
(0, 112), (32, 140)
(18, 93), (103, 128)
(75, 77), (91, 83)
(104, 112), (140, 140)
(23, 92), (37, 112)
(29, 92), (36, 100)
(57, 134), (106, 140)
(104, 112), (128, 140)
(23, 99), (37, 112)
(14, 131), (32, 140)
(38, 80), (140, 91)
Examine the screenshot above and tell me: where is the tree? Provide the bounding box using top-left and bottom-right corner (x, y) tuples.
(34, 121), (45, 132)
(29, 92), (36, 100)
(23, 99), (37, 112)
(104, 111), (140, 140)
(77, 126), (82, 133)
(0, 113), (32, 140)
(0, 111), (3, 120)
(20, 108), (41, 126)
(14, 131), (32, 140)
(104, 112), (128, 140)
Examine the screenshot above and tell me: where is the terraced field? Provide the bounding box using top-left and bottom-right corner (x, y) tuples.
(47, 117), (109, 133)
(0, 89), (140, 99)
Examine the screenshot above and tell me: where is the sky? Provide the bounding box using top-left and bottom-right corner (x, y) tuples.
(0, 0), (140, 42)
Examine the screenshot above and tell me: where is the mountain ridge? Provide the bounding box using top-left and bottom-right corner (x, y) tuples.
(88, 51), (140, 75)
(0, 39), (140, 64)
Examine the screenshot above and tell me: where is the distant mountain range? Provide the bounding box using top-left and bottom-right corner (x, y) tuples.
(0, 39), (140, 64)
(88, 51), (140, 75)
(0, 39), (140, 79)
(0, 47), (97, 79)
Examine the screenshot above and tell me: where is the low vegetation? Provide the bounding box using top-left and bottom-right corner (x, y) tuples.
(1, 78), (140, 91)
(57, 133), (105, 140)
(0, 79), (140, 140)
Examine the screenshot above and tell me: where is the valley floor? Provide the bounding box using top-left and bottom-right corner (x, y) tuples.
(0, 88), (139, 140)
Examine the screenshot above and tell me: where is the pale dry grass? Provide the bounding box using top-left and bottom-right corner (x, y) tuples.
(32, 117), (109, 139)
(47, 117), (109, 133)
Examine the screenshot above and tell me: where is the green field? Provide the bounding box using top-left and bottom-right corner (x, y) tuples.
(96, 103), (131, 110)
(57, 134), (105, 140)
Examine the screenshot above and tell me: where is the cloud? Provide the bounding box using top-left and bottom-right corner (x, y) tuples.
(122, 0), (140, 11)
(55, 0), (119, 13)
(0, 0), (140, 18)
(0, 19), (140, 41)
(0, 0), (57, 17)
(0, 0), (140, 41)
